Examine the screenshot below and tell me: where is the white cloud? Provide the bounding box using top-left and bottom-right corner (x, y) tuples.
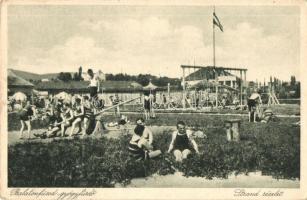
(13, 18), (299, 82)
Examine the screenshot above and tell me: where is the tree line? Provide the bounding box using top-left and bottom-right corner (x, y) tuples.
(55, 66), (182, 87)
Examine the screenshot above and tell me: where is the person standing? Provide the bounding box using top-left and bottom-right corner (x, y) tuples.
(167, 121), (199, 162)
(87, 69), (100, 99)
(248, 88), (263, 122)
(82, 95), (94, 137)
(18, 101), (36, 139)
(143, 92), (151, 120)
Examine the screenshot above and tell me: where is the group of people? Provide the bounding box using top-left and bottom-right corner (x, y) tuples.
(18, 96), (200, 162)
(19, 69), (104, 139)
(128, 118), (200, 162)
(18, 95), (103, 139)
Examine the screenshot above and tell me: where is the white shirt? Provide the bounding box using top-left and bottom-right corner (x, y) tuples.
(89, 77), (98, 87)
(249, 93), (261, 100)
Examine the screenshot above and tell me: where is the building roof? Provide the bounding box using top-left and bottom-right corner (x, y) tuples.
(8, 69), (34, 87)
(35, 80), (143, 92)
(143, 81), (158, 90)
(185, 67), (239, 81)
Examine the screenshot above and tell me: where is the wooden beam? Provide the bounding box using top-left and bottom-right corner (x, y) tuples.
(181, 65), (247, 71)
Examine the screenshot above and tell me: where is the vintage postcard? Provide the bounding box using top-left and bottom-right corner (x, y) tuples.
(0, 0), (306, 199)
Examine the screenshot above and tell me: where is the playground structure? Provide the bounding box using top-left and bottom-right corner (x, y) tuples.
(181, 65), (248, 109)
(266, 76), (280, 105)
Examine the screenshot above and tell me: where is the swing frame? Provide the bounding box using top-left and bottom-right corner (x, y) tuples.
(181, 65), (247, 109)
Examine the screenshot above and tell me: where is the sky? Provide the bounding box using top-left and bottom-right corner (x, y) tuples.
(8, 5), (300, 82)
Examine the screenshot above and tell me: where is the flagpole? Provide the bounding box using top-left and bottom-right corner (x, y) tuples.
(213, 6), (218, 108)
(213, 6), (216, 68)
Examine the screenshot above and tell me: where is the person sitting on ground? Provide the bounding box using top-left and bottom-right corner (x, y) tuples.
(167, 121), (200, 162)
(260, 108), (274, 123)
(69, 98), (84, 137)
(60, 102), (74, 137)
(128, 118), (161, 160)
(248, 88), (263, 122)
(34, 108), (63, 139)
(92, 106), (107, 136)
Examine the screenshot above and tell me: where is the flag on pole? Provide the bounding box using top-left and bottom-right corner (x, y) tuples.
(213, 12), (223, 32)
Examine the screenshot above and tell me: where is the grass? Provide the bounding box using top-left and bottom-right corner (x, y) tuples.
(8, 116), (300, 187)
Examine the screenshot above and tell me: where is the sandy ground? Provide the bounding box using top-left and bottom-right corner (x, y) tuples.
(8, 126), (299, 188)
(123, 172), (299, 188)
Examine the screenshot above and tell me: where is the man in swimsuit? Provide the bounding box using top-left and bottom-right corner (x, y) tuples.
(18, 101), (36, 139)
(82, 95), (94, 137)
(167, 121), (199, 162)
(143, 92), (151, 120)
(248, 88), (263, 122)
(128, 118), (160, 160)
(87, 69), (100, 99)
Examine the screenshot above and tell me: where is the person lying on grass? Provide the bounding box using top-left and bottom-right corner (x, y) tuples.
(34, 108), (63, 139)
(117, 114), (130, 135)
(128, 118), (161, 161)
(167, 121), (199, 162)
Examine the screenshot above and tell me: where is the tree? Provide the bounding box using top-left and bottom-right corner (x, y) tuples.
(290, 76), (296, 87)
(78, 66), (83, 80)
(295, 82), (300, 98)
(58, 72), (72, 82)
(73, 72), (80, 81)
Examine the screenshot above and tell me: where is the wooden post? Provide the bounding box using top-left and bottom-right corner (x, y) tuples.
(182, 67), (186, 109)
(244, 70), (246, 105)
(225, 119), (240, 142)
(167, 83), (170, 100)
(240, 70), (243, 106)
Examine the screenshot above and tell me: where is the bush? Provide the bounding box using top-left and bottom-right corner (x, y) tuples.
(8, 134), (175, 187)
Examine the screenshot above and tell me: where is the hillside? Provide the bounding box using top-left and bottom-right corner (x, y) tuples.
(10, 69), (64, 81)
(9, 69), (41, 80)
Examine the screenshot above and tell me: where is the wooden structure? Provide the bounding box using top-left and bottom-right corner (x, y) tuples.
(267, 76), (280, 105)
(181, 65), (247, 108)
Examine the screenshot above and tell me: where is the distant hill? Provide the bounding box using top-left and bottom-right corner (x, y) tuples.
(9, 69), (41, 81)
(9, 69), (67, 81)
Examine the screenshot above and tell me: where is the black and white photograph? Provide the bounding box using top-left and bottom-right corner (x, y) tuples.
(0, 0), (306, 199)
